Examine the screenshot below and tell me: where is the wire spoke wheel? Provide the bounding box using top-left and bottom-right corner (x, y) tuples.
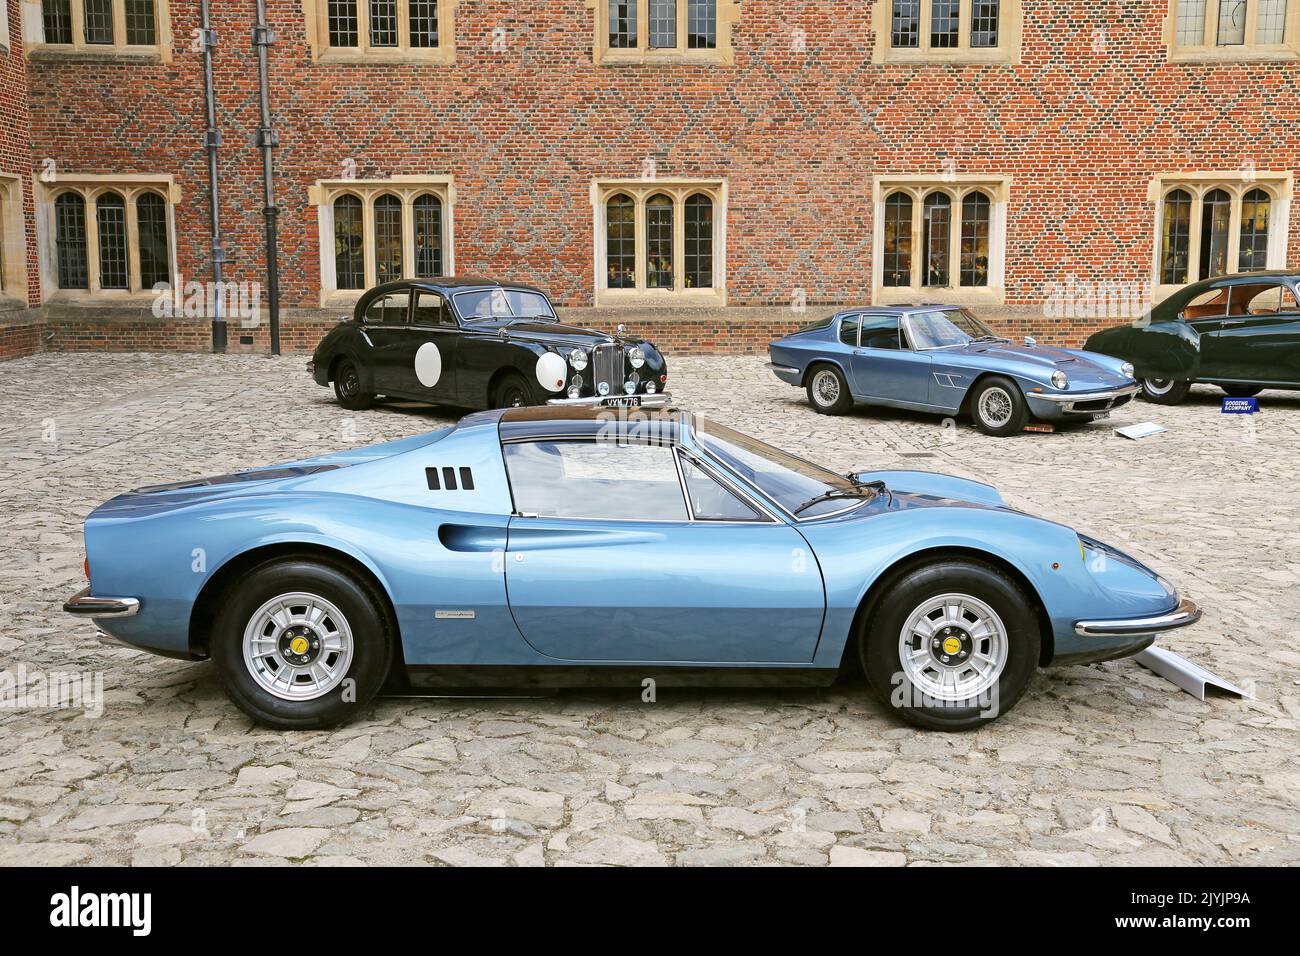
(813, 369), (840, 406)
(242, 591), (354, 702)
(898, 592), (1008, 702)
(977, 387), (1014, 428)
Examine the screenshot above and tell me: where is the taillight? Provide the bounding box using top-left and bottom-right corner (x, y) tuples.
(84, 557), (90, 580)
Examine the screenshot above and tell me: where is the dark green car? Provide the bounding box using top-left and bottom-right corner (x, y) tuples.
(1086, 271), (1300, 404)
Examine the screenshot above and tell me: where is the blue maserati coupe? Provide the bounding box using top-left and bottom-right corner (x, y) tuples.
(768, 306), (1139, 435)
(66, 400), (1200, 730)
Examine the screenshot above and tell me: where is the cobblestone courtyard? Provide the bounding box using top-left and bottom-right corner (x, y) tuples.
(1, 352), (1297, 866)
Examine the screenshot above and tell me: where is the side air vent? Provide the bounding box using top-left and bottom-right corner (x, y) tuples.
(426, 467), (476, 491)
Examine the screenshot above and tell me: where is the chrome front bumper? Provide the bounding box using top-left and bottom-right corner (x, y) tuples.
(1028, 383), (1139, 414)
(547, 393), (673, 408)
(63, 586), (140, 619)
(1074, 597), (1201, 638)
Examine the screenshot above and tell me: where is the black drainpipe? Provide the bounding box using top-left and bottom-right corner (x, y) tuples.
(253, 0), (281, 356)
(199, 0), (226, 353)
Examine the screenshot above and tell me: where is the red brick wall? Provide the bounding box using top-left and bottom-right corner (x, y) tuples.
(18, 2), (1300, 348)
(0, 1), (36, 305)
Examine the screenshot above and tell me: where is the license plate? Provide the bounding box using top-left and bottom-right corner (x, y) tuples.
(601, 396), (641, 408)
(1093, 411), (1110, 421)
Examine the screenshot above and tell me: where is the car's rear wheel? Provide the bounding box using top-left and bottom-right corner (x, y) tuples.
(333, 358), (375, 410)
(1140, 377), (1190, 405)
(1220, 384), (1262, 399)
(860, 559), (1039, 730)
(970, 376), (1028, 436)
(493, 371), (537, 409)
(210, 558), (394, 729)
(806, 364), (854, 415)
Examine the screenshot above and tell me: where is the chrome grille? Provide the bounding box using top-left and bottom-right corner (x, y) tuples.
(593, 343), (623, 393)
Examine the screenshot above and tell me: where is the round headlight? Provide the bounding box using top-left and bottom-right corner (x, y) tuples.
(597, 382), (609, 396)
(623, 380), (636, 395)
(1120, 362), (1135, 379)
(568, 348), (588, 372)
(629, 346), (646, 369)
(1051, 370), (1069, 390)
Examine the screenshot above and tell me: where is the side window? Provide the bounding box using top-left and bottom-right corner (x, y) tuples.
(504, 441), (688, 521)
(838, 315), (860, 346)
(680, 455), (764, 522)
(367, 292), (410, 325)
(859, 315), (902, 349)
(1236, 284), (1298, 315)
(413, 291), (454, 326)
(1181, 286), (1230, 320)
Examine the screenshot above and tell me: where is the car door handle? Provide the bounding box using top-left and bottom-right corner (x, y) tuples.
(1221, 319), (1245, 326)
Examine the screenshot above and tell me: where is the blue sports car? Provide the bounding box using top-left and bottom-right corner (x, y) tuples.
(65, 400), (1200, 730)
(768, 306), (1139, 435)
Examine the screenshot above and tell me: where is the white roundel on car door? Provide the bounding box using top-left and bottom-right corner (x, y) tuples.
(414, 342), (442, 387)
(536, 352), (567, 392)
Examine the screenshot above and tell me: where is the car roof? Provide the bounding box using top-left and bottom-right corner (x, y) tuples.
(1184, 270), (1300, 288)
(833, 304), (959, 318)
(497, 405), (690, 443)
(366, 276), (548, 297)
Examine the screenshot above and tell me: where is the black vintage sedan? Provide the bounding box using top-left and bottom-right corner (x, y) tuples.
(309, 278), (669, 411)
(1086, 271), (1300, 404)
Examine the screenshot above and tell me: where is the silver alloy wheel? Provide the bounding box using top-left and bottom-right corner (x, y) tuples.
(977, 386), (1014, 428)
(897, 592), (1009, 702)
(812, 369), (841, 406)
(242, 591), (354, 702)
(1143, 378), (1174, 395)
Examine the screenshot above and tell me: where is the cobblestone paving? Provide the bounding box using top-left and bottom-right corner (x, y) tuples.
(1, 352), (1297, 866)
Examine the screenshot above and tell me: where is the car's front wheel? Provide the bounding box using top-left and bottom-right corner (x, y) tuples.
(1140, 377), (1190, 405)
(970, 376), (1028, 436)
(805, 364), (854, 415)
(333, 358), (375, 410)
(493, 372), (538, 409)
(210, 558), (394, 729)
(1220, 384), (1262, 399)
(860, 559), (1040, 730)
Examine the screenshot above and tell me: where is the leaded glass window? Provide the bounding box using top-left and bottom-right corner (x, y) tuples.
(609, 1), (637, 47)
(1160, 189), (1192, 285)
(606, 194), (636, 289)
(369, 0), (399, 47)
(649, 0), (677, 49)
(1257, 0), (1288, 42)
(684, 193), (713, 289)
(414, 193), (443, 278)
(328, 0), (360, 47)
(137, 191), (170, 289)
(645, 193), (674, 289)
(1176, 0), (1208, 45)
(373, 194), (403, 283)
(333, 195), (365, 290)
(55, 193), (89, 290)
(125, 0), (157, 45)
(930, 0), (960, 48)
(84, 0), (114, 44)
(970, 1), (999, 47)
(1238, 188), (1271, 271)
(688, 0), (716, 49)
(1199, 188), (1231, 278)
(95, 192), (129, 291)
(959, 191), (991, 288)
(922, 193), (951, 287)
(882, 192), (913, 287)
(891, 1), (920, 47)
(1217, 0), (1247, 45)
(410, 0), (439, 47)
(42, 0), (74, 44)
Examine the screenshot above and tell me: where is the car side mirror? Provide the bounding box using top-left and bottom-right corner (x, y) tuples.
(1176, 312), (1187, 321)
(1024, 336), (1036, 347)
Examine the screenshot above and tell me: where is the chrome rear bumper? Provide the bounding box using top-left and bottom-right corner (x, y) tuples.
(64, 586), (140, 619)
(1074, 597), (1201, 638)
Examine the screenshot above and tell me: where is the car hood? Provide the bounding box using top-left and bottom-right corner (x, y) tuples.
(87, 429), (454, 519)
(468, 318), (648, 348)
(852, 470), (1009, 510)
(938, 342), (1128, 388)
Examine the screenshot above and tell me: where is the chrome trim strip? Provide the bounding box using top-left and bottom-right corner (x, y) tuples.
(766, 362), (799, 375)
(1027, 384), (1140, 405)
(1073, 597), (1202, 638)
(64, 586), (141, 619)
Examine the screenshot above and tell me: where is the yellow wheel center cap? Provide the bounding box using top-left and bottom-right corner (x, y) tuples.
(942, 637), (962, 655)
(289, 636), (310, 656)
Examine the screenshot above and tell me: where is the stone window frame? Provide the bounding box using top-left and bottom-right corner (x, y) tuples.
(587, 0), (739, 66)
(872, 175), (1009, 306)
(872, 0), (1022, 65)
(1149, 171), (1293, 301)
(1165, 1), (1300, 62)
(309, 176), (456, 308)
(23, 0), (174, 62)
(302, 0), (457, 65)
(0, 173), (28, 301)
(591, 179), (727, 308)
(34, 173), (180, 302)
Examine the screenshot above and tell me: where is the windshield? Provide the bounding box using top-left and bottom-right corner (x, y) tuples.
(906, 309), (1000, 349)
(454, 288), (556, 321)
(695, 417), (867, 519)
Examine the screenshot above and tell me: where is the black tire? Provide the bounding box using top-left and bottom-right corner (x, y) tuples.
(210, 558), (394, 730)
(1220, 384), (1262, 399)
(859, 559), (1040, 731)
(493, 371), (538, 409)
(969, 375), (1028, 436)
(1139, 377), (1191, 405)
(333, 358), (375, 411)
(805, 363), (854, 415)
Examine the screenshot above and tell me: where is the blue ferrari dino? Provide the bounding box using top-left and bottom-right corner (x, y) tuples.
(768, 306), (1139, 435)
(65, 400), (1200, 730)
